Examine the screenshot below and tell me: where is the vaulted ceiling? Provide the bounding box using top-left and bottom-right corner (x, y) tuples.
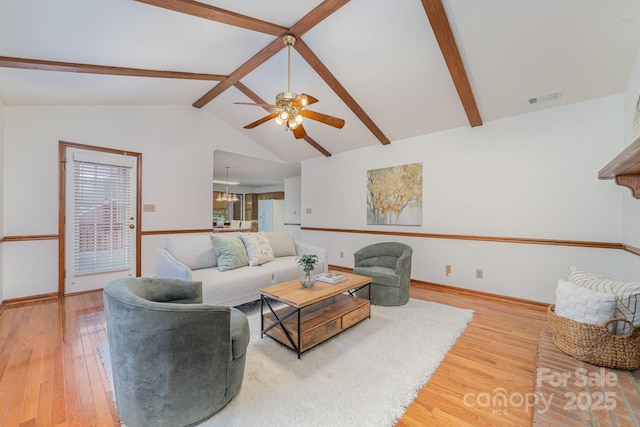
(2, 0), (640, 167)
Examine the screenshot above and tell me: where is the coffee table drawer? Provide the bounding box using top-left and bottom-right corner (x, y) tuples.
(342, 302), (370, 329)
(302, 317), (341, 350)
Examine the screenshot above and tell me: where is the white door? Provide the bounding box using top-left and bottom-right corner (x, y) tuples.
(64, 148), (138, 294)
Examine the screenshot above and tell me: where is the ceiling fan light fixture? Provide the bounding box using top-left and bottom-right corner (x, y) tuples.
(236, 34), (344, 140)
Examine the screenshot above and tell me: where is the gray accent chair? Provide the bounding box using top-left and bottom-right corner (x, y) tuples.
(353, 242), (413, 306)
(103, 277), (250, 427)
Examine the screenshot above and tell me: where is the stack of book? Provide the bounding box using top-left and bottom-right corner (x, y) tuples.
(314, 272), (347, 284)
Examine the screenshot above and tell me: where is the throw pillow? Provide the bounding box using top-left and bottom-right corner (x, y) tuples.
(554, 279), (617, 326)
(568, 266), (640, 334)
(210, 233), (249, 272)
(240, 232), (275, 266)
(166, 234), (218, 270)
(265, 231), (296, 257)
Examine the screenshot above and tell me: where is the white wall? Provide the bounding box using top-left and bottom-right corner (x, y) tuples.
(2, 105), (276, 299)
(284, 176), (302, 239)
(622, 50), (640, 259)
(0, 100), (4, 304)
(301, 95), (634, 303)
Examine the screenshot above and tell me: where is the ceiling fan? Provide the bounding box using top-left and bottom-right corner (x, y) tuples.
(235, 35), (345, 140)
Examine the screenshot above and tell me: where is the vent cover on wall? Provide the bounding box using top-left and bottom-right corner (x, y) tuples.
(528, 91), (562, 105)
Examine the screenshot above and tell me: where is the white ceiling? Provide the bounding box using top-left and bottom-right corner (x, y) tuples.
(2, 0), (640, 182)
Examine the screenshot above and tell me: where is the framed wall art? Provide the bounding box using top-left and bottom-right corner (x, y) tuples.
(366, 162), (422, 225)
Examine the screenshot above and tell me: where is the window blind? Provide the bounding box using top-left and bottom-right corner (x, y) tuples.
(73, 159), (132, 275)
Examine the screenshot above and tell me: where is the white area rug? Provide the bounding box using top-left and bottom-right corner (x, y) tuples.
(98, 298), (473, 427)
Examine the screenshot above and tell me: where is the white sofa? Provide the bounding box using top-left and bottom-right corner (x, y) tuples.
(156, 231), (327, 306)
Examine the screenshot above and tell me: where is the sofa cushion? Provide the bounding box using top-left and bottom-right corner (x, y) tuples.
(555, 279), (617, 326)
(192, 266), (271, 304)
(240, 232), (275, 266)
(210, 234), (249, 272)
(568, 266), (640, 334)
(265, 231), (296, 257)
(166, 234), (217, 270)
(258, 256), (298, 283)
(259, 256), (327, 284)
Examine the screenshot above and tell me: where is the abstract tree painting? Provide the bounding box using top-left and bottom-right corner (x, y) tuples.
(367, 163), (422, 225)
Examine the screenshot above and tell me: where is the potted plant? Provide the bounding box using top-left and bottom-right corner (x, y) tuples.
(297, 254), (319, 288)
(213, 209), (226, 227)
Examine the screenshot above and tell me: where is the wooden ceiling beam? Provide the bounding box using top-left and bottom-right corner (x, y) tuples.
(288, 0), (351, 37)
(193, 39), (285, 108)
(421, 0), (482, 127)
(293, 39), (391, 146)
(134, 0), (288, 36)
(0, 56), (226, 80)
(234, 82), (332, 157)
(300, 132), (333, 157)
(191, 0), (351, 108)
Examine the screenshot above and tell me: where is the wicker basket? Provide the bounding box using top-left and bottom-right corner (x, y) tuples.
(547, 305), (640, 370)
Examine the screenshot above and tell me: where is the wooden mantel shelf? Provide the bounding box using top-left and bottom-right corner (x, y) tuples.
(599, 135), (640, 198)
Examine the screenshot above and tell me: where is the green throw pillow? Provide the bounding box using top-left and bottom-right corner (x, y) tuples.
(210, 233), (249, 271)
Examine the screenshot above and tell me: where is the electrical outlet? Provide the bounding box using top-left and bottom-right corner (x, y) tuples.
(445, 265), (451, 276)
(306, 208), (312, 214)
(143, 204), (156, 212)
(340, 251), (344, 258)
(476, 269), (483, 279)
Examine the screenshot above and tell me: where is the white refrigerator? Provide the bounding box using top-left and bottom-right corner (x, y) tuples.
(258, 199), (285, 232)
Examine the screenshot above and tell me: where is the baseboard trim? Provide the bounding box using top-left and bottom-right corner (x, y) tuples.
(328, 264), (548, 312)
(2, 292), (59, 307)
(411, 280), (548, 311)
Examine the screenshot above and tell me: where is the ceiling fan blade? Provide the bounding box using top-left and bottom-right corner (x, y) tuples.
(302, 94), (319, 105)
(301, 110), (345, 129)
(234, 101), (280, 108)
(244, 112), (278, 129)
(291, 93), (319, 108)
(292, 123), (307, 139)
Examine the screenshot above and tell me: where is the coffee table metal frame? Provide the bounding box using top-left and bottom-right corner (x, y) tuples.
(260, 275), (371, 359)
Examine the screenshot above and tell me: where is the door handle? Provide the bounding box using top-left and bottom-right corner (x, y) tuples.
(129, 224), (135, 229)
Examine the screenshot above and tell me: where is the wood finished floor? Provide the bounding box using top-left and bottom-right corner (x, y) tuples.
(0, 285), (549, 427)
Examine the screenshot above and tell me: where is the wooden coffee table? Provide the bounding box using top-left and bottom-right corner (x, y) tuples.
(260, 272), (372, 358)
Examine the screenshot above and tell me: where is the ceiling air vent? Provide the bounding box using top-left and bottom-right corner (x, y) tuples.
(528, 91), (561, 105)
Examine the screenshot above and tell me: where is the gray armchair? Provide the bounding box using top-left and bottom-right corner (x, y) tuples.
(103, 277), (250, 427)
(353, 242), (413, 306)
